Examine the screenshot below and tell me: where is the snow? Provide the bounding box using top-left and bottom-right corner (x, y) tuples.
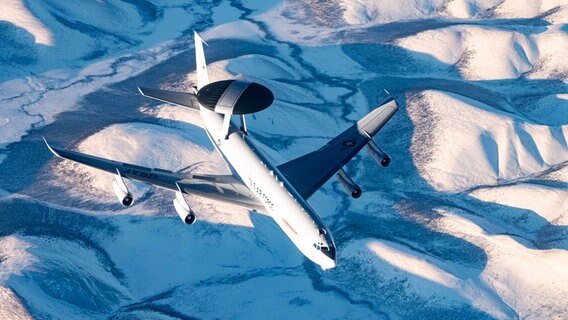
(397, 25), (550, 80)
(408, 90), (568, 192)
(0, 0), (247, 156)
(1, 0), (568, 318)
(226, 55), (304, 80)
(163, 274), (378, 319)
(142, 103), (206, 129)
(211, 1), (243, 26)
(0, 286), (33, 320)
(525, 27), (568, 80)
(528, 94), (568, 126)
(0, 236), (129, 319)
(0, 237), (36, 319)
(339, 0), (567, 24)
(363, 239), (513, 319)
(0, 0), (53, 45)
(301, 46), (368, 79)
(341, 0), (446, 25)
(433, 209), (568, 319)
(203, 20), (265, 43)
(470, 183), (568, 223)
(488, 0), (568, 19)
(0, 237), (36, 283)
(0, 41), (184, 151)
(253, 3), (338, 45)
(57, 123), (218, 199)
(397, 27), (465, 66)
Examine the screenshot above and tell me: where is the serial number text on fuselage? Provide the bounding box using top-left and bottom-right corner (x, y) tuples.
(249, 178), (274, 210)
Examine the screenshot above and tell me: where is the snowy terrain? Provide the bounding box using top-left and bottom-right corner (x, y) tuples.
(1, 0), (567, 319)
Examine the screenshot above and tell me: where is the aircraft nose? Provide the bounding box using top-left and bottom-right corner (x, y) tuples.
(315, 245), (336, 270)
(321, 245), (336, 260)
(321, 257), (336, 270)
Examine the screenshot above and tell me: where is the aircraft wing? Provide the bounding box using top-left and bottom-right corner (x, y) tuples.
(44, 139), (263, 209)
(277, 99), (398, 199)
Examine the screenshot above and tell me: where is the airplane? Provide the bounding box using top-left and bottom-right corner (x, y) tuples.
(44, 31), (399, 270)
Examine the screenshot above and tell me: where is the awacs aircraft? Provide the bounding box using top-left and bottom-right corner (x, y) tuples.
(45, 32), (398, 270)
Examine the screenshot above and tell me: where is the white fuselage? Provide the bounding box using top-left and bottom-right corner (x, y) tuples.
(199, 107), (336, 270)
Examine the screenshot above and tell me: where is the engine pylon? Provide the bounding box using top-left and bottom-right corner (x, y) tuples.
(173, 183), (196, 225)
(366, 139), (391, 167)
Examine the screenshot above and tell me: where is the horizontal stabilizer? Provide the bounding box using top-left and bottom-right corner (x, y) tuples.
(138, 87), (198, 110)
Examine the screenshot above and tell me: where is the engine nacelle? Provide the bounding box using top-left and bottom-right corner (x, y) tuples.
(336, 168), (362, 199)
(173, 189), (196, 225)
(112, 175), (133, 207)
(367, 140), (391, 167)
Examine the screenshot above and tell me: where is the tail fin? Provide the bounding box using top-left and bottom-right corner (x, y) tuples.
(194, 31), (209, 90)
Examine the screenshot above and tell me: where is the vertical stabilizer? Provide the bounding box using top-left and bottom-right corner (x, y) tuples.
(194, 31), (209, 90)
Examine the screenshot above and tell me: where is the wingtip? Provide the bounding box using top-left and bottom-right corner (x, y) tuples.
(193, 30), (208, 46)
(43, 137), (61, 158)
(137, 86), (146, 96)
(381, 97), (399, 111)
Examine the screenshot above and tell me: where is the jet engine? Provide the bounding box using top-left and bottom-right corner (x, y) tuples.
(366, 139), (391, 167)
(173, 185), (196, 225)
(112, 173), (133, 207)
(336, 168), (362, 199)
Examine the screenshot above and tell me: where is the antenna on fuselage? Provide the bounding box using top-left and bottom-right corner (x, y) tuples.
(193, 32), (273, 139)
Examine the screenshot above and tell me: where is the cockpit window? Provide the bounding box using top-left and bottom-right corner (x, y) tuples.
(314, 243), (335, 259)
(318, 228), (327, 235)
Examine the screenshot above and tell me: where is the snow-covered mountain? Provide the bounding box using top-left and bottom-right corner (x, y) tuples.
(1, 0), (567, 319)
